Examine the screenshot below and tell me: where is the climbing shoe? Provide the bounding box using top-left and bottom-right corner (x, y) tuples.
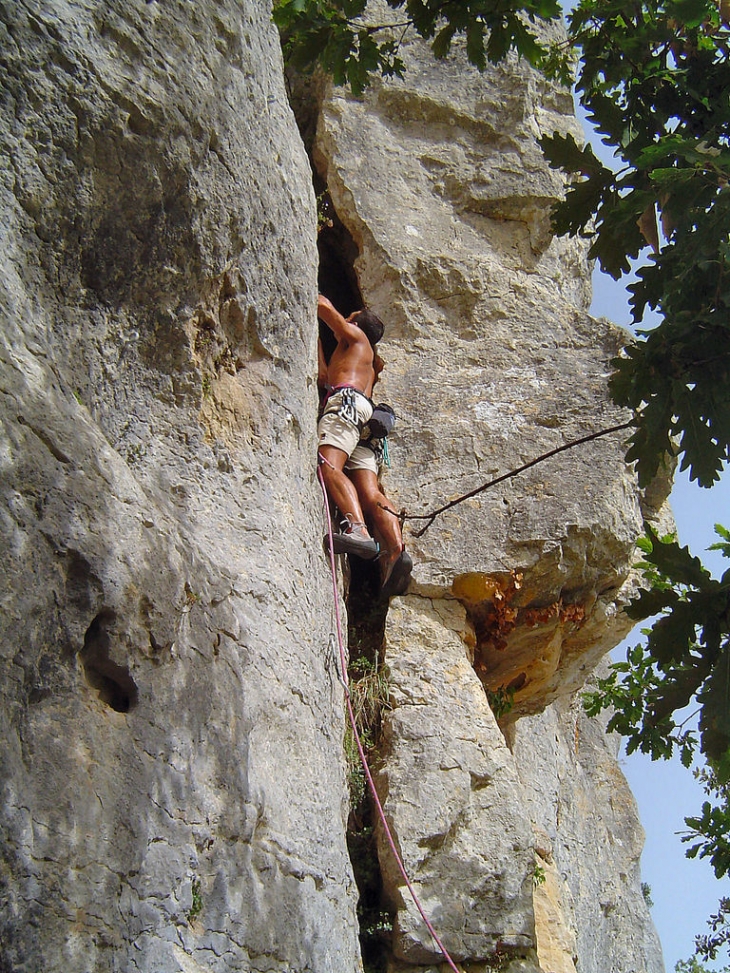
(380, 549), (413, 599)
(324, 520), (379, 560)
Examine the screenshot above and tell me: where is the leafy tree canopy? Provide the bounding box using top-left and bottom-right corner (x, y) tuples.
(584, 524), (730, 966)
(676, 952), (730, 973)
(273, 0), (570, 94)
(584, 525), (730, 780)
(541, 0), (730, 490)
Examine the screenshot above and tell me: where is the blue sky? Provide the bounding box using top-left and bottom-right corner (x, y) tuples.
(589, 268), (730, 972)
(615, 474), (730, 973)
(573, 83), (730, 966)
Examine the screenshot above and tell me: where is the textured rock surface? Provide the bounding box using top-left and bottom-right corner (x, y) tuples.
(512, 687), (666, 973)
(312, 21), (666, 973)
(0, 2), (360, 971)
(1, 2), (667, 972)
(377, 597), (534, 964)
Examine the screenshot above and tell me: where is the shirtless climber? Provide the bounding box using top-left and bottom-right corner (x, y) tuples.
(317, 294), (412, 599)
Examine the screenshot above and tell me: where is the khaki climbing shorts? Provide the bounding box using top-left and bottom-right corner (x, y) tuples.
(318, 388), (379, 475)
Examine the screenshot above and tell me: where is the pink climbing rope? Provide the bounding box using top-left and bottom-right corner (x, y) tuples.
(317, 464), (463, 973)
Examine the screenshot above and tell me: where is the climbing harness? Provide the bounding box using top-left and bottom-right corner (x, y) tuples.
(317, 464), (463, 973)
(319, 391), (394, 471)
(320, 385), (372, 430)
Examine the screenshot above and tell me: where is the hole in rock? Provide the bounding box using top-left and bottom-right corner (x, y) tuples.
(316, 179), (364, 363)
(81, 611), (138, 713)
(347, 795), (393, 973)
(315, 181), (389, 660)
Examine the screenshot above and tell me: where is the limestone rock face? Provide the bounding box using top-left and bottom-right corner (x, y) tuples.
(312, 22), (665, 973)
(512, 689), (665, 973)
(1, 2), (667, 972)
(0, 2), (359, 971)
(377, 598), (534, 965)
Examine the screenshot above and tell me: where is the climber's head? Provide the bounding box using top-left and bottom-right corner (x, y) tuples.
(350, 308), (384, 347)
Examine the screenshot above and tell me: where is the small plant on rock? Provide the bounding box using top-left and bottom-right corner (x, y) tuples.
(487, 685), (515, 720)
(187, 878), (203, 924)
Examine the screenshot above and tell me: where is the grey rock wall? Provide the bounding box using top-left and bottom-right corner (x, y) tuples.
(512, 686), (666, 973)
(311, 19), (666, 973)
(0, 2), (360, 971)
(1, 1), (667, 972)
(377, 597), (535, 967)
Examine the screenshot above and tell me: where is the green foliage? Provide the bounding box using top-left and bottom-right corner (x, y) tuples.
(641, 881), (654, 907)
(486, 684), (516, 719)
(273, 0), (571, 95)
(538, 0), (730, 489)
(681, 767), (730, 881)
(344, 718), (368, 807)
(316, 190), (335, 233)
(695, 895), (730, 963)
(675, 960), (704, 973)
(344, 654), (390, 809)
(675, 957), (730, 973)
(584, 525), (730, 774)
(684, 799), (730, 878)
(585, 525), (730, 946)
(273, 0), (406, 95)
(710, 523), (730, 558)
(187, 878), (203, 924)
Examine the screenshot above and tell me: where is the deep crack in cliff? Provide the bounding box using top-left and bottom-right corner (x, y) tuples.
(318, 200), (395, 973)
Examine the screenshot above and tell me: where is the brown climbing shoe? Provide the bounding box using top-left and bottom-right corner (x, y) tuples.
(380, 550), (413, 599)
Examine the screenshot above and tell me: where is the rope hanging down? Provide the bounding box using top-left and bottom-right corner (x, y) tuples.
(381, 419), (635, 536)
(317, 464), (463, 973)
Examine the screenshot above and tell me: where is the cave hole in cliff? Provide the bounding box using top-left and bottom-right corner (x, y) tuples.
(315, 181), (388, 642)
(344, 556), (393, 972)
(81, 611), (138, 713)
(316, 180), (363, 362)
(347, 801), (393, 973)
(315, 180), (391, 694)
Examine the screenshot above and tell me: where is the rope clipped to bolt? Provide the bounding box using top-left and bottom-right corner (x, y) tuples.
(317, 464), (464, 973)
(377, 420), (635, 536)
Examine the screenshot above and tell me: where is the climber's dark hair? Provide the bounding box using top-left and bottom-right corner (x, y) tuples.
(353, 308), (384, 346)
